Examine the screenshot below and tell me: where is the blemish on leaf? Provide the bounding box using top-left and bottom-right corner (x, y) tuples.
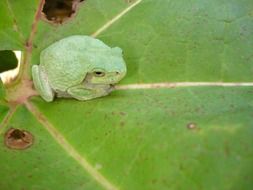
(186, 123), (198, 130)
(124, 0), (135, 3)
(120, 121), (125, 127)
(42, 0), (84, 24)
(151, 179), (157, 184)
(27, 174), (33, 178)
(119, 111), (126, 116)
(224, 141), (230, 156)
(12, 19), (19, 32)
(95, 163), (102, 170)
(4, 128), (34, 150)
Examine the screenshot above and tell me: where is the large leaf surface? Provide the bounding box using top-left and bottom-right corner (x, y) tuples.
(0, 0), (253, 189)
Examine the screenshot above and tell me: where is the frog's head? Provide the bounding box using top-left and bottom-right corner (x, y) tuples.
(87, 47), (127, 85)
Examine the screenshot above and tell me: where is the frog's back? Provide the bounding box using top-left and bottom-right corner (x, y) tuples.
(40, 35), (110, 91)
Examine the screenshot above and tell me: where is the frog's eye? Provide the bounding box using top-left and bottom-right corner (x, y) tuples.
(93, 71), (105, 77)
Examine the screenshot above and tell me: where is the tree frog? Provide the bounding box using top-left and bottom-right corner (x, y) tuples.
(32, 35), (127, 102)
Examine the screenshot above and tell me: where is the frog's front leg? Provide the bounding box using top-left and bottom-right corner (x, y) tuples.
(67, 84), (113, 101)
(32, 65), (55, 102)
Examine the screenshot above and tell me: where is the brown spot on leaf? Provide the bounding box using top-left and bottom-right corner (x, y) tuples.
(4, 128), (34, 150)
(224, 141), (230, 156)
(119, 111), (126, 116)
(42, 0), (84, 24)
(27, 174), (33, 178)
(120, 121), (125, 127)
(125, 0), (135, 3)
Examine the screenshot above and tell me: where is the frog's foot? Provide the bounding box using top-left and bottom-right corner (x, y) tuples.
(32, 65), (55, 102)
(67, 85), (111, 101)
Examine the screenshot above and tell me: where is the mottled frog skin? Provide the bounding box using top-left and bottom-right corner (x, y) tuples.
(32, 35), (127, 102)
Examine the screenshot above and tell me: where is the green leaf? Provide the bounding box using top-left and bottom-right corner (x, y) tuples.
(0, 0), (253, 189)
(0, 106), (103, 190)
(32, 87), (253, 190)
(0, 0), (39, 50)
(0, 78), (6, 102)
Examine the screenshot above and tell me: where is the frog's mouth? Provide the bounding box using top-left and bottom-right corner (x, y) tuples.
(110, 84), (115, 90)
(83, 72), (123, 85)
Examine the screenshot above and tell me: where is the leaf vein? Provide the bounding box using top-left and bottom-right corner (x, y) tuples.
(91, 0), (143, 37)
(0, 105), (17, 134)
(115, 82), (253, 90)
(25, 101), (119, 190)
(5, 0), (25, 42)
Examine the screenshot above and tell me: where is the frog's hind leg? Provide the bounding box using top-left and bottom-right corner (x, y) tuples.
(32, 65), (54, 102)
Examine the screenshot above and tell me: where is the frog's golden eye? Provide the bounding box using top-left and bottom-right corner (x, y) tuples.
(93, 71), (105, 77)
